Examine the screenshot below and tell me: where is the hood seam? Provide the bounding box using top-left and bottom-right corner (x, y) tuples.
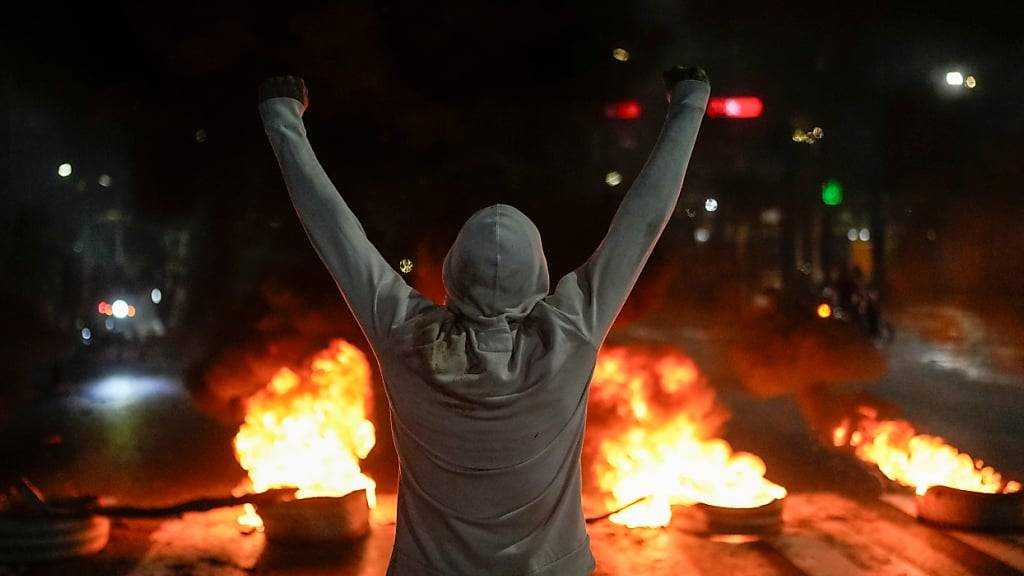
(494, 205), (502, 312)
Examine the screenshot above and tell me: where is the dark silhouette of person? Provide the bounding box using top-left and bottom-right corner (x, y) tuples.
(258, 67), (709, 575)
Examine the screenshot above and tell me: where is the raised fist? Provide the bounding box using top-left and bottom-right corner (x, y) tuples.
(259, 76), (309, 111)
(662, 66), (709, 101)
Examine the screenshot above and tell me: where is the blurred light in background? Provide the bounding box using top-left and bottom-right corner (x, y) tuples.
(605, 101), (641, 120)
(105, 318), (114, 330)
(817, 303), (832, 319)
(707, 97), (763, 119)
(694, 227), (710, 243)
(81, 327), (92, 341)
(821, 179), (843, 206)
(58, 163), (73, 178)
(605, 171), (622, 186)
(858, 228), (871, 242)
(98, 174), (112, 187)
(760, 208), (781, 225)
(848, 228), (859, 242)
(84, 375), (179, 406)
(945, 71), (964, 86)
(111, 299), (129, 319)
(399, 258), (414, 274)
(195, 129), (208, 142)
(612, 47), (630, 62)
(150, 288), (162, 304)
(704, 198), (718, 212)
(965, 75), (977, 89)
(792, 126), (824, 144)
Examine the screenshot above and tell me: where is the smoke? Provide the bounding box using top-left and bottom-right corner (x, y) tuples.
(727, 304), (888, 397)
(795, 384), (902, 446)
(191, 287), (367, 423)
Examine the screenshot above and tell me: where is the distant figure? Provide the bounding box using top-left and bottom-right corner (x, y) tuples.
(259, 67), (708, 576)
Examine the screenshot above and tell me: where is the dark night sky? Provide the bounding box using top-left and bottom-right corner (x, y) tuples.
(4, 1), (1024, 325)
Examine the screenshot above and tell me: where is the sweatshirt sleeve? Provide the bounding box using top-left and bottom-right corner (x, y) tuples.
(547, 79), (709, 345)
(259, 97), (431, 346)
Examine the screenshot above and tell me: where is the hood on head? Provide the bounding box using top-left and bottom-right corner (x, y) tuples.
(443, 204), (549, 323)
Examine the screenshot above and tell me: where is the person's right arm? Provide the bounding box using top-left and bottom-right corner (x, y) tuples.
(548, 68), (710, 344)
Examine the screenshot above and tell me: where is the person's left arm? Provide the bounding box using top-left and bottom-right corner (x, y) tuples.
(258, 76), (430, 344)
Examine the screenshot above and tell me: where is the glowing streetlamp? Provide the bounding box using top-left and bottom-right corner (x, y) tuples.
(111, 299), (130, 319)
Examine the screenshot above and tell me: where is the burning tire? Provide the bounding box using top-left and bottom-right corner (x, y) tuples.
(697, 497), (785, 536)
(916, 485), (1023, 531)
(0, 514), (110, 562)
(256, 490), (370, 544)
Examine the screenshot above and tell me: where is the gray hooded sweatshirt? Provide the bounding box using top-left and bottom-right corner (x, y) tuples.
(260, 78), (709, 575)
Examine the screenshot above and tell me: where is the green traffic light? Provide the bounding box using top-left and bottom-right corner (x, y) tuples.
(821, 179), (843, 206)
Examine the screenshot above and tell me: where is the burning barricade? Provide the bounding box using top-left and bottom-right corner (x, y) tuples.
(233, 339), (377, 542)
(588, 346), (787, 531)
(832, 405), (1021, 529)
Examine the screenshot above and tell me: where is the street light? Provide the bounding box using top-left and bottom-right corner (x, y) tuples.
(111, 299), (130, 319)
(944, 71), (977, 90)
(58, 163), (73, 178)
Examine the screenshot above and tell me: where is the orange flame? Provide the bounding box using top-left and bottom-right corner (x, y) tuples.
(833, 406), (1021, 496)
(233, 339), (378, 529)
(591, 347), (786, 528)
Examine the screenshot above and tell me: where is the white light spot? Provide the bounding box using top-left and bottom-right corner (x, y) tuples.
(694, 227), (710, 243)
(98, 174), (112, 187)
(760, 208), (781, 225)
(945, 71), (964, 86)
(81, 327), (92, 340)
(83, 374), (179, 406)
(150, 288), (162, 304)
(58, 163), (73, 178)
(724, 99), (741, 116)
(859, 228), (871, 242)
(704, 198), (718, 212)
(847, 228), (859, 242)
(605, 171), (623, 186)
(111, 299), (130, 319)
(964, 75), (977, 89)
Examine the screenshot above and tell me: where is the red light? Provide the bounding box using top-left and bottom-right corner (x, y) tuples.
(707, 96), (764, 119)
(605, 100), (642, 120)
(98, 301), (107, 314)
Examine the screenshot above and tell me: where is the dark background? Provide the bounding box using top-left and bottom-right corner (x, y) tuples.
(3, 1), (1024, 472)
